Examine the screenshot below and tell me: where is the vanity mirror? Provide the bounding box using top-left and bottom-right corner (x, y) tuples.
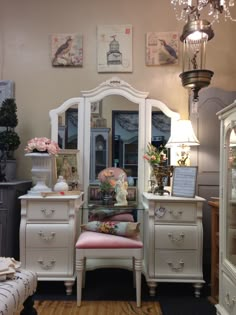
(49, 77), (180, 206)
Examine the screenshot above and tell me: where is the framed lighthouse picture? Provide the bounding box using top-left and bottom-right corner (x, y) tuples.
(51, 33), (83, 67)
(146, 32), (179, 66)
(97, 24), (133, 73)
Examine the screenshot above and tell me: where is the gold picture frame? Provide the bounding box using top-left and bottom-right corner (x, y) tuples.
(55, 149), (80, 185)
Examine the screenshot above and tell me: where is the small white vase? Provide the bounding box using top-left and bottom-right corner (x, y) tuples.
(54, 176), (69, 192)
(26, 153), (52, 195)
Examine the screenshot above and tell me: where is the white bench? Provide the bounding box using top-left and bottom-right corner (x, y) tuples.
(0, 269), (37, 315)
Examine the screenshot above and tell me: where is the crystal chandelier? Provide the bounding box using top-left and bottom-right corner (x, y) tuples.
(171, 0), (236, 24)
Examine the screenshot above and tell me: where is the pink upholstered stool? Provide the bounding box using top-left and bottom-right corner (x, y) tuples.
(75, 231), (143, 307)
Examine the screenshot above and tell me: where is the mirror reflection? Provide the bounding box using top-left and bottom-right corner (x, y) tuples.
(57, 96), (171, 187)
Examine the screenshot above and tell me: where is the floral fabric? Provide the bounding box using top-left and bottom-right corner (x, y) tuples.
(81, 221), (140, 237)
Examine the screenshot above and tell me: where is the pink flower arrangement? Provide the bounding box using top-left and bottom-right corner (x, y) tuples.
(143, 143), (168, 166)
(25, 137), (60, 155)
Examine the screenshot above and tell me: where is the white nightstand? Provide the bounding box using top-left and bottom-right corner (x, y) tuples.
(19, 193), (84, 295)
(142, 192), (205, 297)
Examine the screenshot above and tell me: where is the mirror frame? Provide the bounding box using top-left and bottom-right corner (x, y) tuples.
(49, 77), (180, 206)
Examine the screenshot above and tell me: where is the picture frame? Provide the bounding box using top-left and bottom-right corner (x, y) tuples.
(91, 101), (102, 116)
(51, 33), (83, 67)
(146, 32), (179, 66)
(97, 24), (133, 73)
(0, 80), (14, 106)
(171, 166), (198, 198)
(55, 149), (80, 185)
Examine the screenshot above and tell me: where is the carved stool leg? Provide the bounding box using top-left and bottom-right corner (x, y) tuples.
(76, 258), (84, 306)
(134, 258), (142, 307)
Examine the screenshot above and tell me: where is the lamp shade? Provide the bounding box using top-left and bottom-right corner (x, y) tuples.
(166, 120), (200, 147)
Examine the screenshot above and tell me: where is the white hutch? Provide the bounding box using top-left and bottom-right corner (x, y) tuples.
(216, 101), (236, 315)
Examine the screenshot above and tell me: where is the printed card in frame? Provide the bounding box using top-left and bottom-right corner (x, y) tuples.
(56, 149), (80, 185)
(51, 33), (83, 67)
(97, 24), (133, 73)
(171, 166), (198, 198)
(91, 100), (102, 117)
(146, 32), (179, 66)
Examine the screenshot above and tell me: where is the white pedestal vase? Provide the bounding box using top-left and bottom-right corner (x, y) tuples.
(25, 153), (52, 195)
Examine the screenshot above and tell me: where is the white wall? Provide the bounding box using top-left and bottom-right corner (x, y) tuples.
(0, 0), (236, 179)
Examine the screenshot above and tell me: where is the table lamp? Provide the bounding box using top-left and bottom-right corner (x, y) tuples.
(166, 119), (200, 166)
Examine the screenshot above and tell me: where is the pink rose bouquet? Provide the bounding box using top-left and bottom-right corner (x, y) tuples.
(25, 137), (60, 155)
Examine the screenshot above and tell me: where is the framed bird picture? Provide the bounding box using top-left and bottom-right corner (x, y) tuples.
(146, 32), (179, 66)
(51, 33), (83, 67)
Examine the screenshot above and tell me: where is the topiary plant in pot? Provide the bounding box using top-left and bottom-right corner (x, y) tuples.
(0, 98), (21, 181)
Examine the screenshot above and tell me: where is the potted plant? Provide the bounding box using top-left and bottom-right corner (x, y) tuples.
(0, 98), (21, 181)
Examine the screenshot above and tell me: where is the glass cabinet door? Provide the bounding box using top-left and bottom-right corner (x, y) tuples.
(226, 127), (236, 267)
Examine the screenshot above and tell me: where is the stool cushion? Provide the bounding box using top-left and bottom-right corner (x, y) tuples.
(76, 231), (143, 249)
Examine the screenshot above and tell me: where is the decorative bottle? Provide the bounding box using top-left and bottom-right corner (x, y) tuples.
(54, 176), (69, 192)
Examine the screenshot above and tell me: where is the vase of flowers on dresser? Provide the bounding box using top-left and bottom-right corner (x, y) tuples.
(143, 143), (173, 195)
(98, 168), (116, 205)
(25, 137), (60, 194)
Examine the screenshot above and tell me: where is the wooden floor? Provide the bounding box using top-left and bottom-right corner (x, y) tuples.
(15, 300), (162, 315)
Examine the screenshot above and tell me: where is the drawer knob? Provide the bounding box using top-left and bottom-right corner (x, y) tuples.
(169, 210), (183, 218)
(41, 208), (55, 217)
(38, 231), (56, 241)
(225, 292), (236, 308)
(168, 232), (185, 243)
(37, 258), (56, 270)
(167, 260), (184, 271)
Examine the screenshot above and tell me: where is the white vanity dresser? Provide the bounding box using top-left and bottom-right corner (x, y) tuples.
(19, 193), (84, 295)
(142, 192), (205, 297)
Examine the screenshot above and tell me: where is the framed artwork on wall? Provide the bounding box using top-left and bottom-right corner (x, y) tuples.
(0, 80), (14, 106)
(51, 33), (83, 67)
(146, 32), (179, 66)
(97, 24), (133, 73)
(91, 101), (102, 116)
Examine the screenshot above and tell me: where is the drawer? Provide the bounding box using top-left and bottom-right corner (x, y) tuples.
(221, 273), (236, 315)
(26, 224), (69, 247)
(27, 201), (69, 221)
(155, 225), (198, 250)
(25, 248), (71, 276)
(154, 250), (201, 278)
(154, 202), (196, 223)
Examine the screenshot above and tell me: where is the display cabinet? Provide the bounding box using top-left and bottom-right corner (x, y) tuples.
(90, 128), (110, 183)
(216, 101), (236, 315)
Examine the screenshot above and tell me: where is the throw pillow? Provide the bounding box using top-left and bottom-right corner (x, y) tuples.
(81, 221), (140, 237)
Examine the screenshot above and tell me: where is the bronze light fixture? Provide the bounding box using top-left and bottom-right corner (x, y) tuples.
(179, 18), (214, 114)
(172, 0), (236, 115)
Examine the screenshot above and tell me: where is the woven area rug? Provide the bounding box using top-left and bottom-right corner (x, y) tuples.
(15, 300), (162, 315)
